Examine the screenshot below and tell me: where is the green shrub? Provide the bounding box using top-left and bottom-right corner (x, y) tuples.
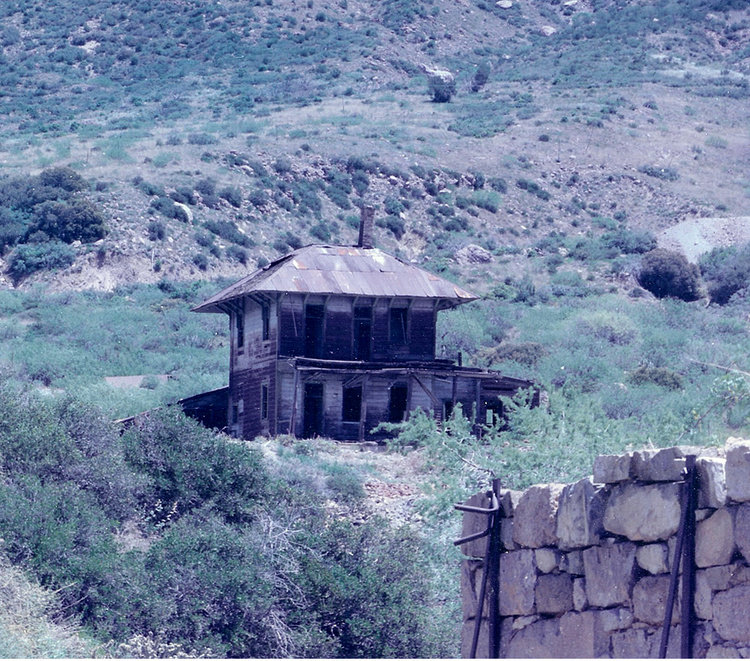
(204, 220), (253, 247)
(147, 220), (166, 241)
(192, 253), (209, 270)
(492, 342), (548, 366)
(516, 178), (551, 201)
(150, 197), (187, 221)
(194, 178), (216, 196)
(310, 223), (332, 242)
(488, 177), (507, 193)
(226, 245), (248, 264)
(123, 408), (267, 524)
(638, 165), (679, 181)
(38, 167), (87, 193)
(219, 186), (243, 208)
(351, 170), (369, 196)
(601, 228), (656, 254)
(7, 242), (75, 282)
(376, 214), (405, 239)
(628, 366), (683, 390)
(26, 199), (106, 244)
(471, 61), (491, 92)
(700, 243), (750, 305)
(187, 133), (218, 145)
(575, 310), (638, 345)
(470, 190), (500, 213)
(637, 249), (702, 301)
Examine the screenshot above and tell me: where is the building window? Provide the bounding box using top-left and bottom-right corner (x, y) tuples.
(353, 306), (372, 360)
(262, 303), (270, 341)
(236, 305), (245, 353)
(261, 383), (269, 420)
(342, 386), (362, 423)
(232, 403), (239, 425)
(304, 304), (325, 358)
(389, 307), (408, 345)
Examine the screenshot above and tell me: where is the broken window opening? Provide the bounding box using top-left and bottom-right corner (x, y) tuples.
(304, 304), (325, 358)
(353, 306), (372, 360)
(342, 385), (362, 423)
(262, 303), (270, 341)
(389, 307), (408, 345)
(261, 383), (269, 420)
(236, 304), (245, 354)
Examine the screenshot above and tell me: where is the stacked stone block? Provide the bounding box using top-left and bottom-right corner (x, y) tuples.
(460, 439), (750, 658)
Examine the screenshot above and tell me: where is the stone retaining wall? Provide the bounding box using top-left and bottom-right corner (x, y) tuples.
(459, 439), (750, 658)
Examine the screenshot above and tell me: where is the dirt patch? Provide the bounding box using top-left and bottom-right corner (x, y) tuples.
(658, 216), (750, 262)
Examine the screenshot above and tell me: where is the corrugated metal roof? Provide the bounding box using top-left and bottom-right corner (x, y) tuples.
(193, 245), (478, 313)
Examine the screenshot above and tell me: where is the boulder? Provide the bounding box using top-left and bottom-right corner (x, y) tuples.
(696, 508), (735, 568)
(726, 439), (750, 502)
(507, 611), (608, 658)
(499, 550), (536, 616)
(599, 607), (633, 632)
(582, 542), (637, 608)
(455, 244), (493, 265)
(698, 456), (727, 508)
(636, 543), (670, 575)
(593, 453), (631, 484)
(535, 574), (573, 614)
(736, 504), (750, 563)
(603, 482), (681, 541)
(556, 477), (606, 550)
(713, 585), (750, 642)
(633, 574), (678, 625)
(632, 447), (686, 482)
(534, 548), (560, 573)
(425, 67), (456, 103)
(513, 484), (564, 548)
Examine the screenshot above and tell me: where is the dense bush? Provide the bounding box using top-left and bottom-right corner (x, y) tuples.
(700, 243), (750, 305)
(628, 366), (683, 390)
(218, 186), (243, 208)
(0, 386), (452, 658)
(204, 219), (254, 247)
(376, 214), (405, 239)
(637, 249), (702, 301)
(7, 242), (76, 282)
(26, 199), (106, 243)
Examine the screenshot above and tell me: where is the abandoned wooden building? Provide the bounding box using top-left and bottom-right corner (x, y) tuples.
(193, 210), (533, 441)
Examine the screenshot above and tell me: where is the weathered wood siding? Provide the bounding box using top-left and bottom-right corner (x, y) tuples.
(228, 297), (279, 438)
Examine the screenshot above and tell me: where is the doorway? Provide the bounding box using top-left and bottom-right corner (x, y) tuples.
(388, 383), (408, 423)
(303, 383), (324, 438)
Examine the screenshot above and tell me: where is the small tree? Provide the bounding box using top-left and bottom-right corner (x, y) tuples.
(637, 249), (701, 301)
(471, 60), (491, 93)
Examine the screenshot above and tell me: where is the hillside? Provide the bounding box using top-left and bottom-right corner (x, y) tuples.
(0, 0), (748, 295)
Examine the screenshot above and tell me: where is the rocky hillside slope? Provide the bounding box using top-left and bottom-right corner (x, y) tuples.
(0, 0), (747, 295)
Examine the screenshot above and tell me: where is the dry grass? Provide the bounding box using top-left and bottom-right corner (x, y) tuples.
(0, 555), (93, 658)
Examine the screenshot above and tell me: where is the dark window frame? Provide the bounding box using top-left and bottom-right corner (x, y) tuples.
(260, 382), (269, 420)
(389, 306), (408, 345)
(342, 385), (362, 423)
(261, 303), (270, 342)
(236, 302), (245, 354)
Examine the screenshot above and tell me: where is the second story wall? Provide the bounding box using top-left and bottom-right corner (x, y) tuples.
(231, 297), (277, 373)
(276, 294), (438, 362)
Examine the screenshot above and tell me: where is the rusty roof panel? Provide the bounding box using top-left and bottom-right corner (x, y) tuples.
(193, 245), (478, 313)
